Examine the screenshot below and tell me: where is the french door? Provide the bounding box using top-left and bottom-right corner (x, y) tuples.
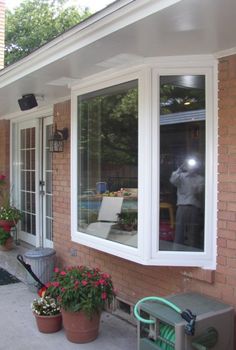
(13, 117), (53, 247)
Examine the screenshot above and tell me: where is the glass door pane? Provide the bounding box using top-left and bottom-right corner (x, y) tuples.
(19, 123), (38, 246)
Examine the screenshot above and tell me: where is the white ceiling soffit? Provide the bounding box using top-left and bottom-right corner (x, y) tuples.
(1, 0), (236, 117)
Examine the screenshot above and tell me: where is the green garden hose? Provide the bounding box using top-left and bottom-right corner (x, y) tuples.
(134, 296), (196, 350)
(134, 296), (182, 323)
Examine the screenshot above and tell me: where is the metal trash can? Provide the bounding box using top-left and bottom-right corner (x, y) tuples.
(24, 247), (56, 292)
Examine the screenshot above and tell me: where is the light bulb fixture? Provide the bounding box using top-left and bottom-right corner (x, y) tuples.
(49, 124), (69, 153)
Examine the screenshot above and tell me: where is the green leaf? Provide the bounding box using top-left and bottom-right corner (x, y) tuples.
(5, 0), (91, 66)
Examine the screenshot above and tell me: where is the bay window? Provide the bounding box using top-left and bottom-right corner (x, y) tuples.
(72, 61), (216, 268)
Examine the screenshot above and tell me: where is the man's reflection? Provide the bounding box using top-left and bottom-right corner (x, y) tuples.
(170, 157), (204, 249)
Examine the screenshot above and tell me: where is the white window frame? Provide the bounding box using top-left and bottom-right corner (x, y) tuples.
(71, 56), (217, 269)
(71, 68), (150, 265)
(151, 65), (217, 268)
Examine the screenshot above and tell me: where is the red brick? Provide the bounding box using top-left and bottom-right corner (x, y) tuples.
(218, 238), (227, 248)
(227, 202), (236, 211)
(217, 255), (227, 266)
(218, 210), (236, 221)
(226, 240), (236, 250)
(219, 192), (236, 202)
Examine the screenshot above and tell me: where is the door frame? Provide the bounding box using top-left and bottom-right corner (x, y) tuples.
(11, 112), (53, 247)
(42, 116), (53, 248)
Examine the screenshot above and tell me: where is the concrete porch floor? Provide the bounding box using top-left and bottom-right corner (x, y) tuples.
(0, 241), (137, 350)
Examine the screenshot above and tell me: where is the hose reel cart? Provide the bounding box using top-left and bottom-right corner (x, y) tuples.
(135, 292), (234, 350)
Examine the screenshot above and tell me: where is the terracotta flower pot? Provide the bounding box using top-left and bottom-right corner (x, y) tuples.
(34, 312), (62, 333)
(0, 236), (14, 251)
(62, 309), (101, 343)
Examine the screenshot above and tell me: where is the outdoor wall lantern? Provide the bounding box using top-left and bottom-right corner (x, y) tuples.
(49, 124), (69, 152)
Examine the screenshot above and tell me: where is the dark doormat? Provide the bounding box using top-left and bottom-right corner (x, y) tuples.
(0, 268), (20, 285)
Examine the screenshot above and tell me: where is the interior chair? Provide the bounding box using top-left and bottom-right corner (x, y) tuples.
(86, 196), (123, 239)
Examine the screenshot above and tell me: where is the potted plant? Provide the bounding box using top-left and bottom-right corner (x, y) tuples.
(47, 265), (115, 343)
(31, 294), (62, 333)
(0, 227), (14, 250)
(0, 174), (22, 231)
(117, 211), (137, 231)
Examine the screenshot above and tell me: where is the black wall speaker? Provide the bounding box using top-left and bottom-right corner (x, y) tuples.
(18, 94), (38, 111)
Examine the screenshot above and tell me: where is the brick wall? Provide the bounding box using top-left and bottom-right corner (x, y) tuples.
(53, 55), (236, 337)
(0, 0), (5, 69)
(52, 101), (71, 265)
(0, 119), (10, 178)
(217, 54), (236, 303)
(52, 104), (217, 298)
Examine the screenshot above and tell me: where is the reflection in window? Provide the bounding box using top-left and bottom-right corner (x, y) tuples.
(77, 80), (138, 247)
(159, 75), (205, 252)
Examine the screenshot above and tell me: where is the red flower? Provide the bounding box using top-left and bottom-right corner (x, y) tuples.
(38, 286), (47, 297)
(82, 280), (88, 286)
(0, 174), (6, 181)
(60, 271), (67, 276)
(101, 292), (107, 300)
(51, 281), (60, 287)
(98, 279), (105, 285)
(54, 267), (59, 273)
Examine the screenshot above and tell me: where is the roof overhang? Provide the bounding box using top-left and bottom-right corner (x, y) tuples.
(0, 0), (236, 117)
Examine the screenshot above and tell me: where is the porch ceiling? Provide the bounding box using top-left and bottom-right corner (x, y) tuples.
(0, 0), (236, 117)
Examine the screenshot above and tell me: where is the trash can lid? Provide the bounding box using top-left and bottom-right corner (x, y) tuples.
(24, 247), (56, 259)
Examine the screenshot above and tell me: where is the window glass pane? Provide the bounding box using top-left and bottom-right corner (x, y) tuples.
(31, 171), (35, 192)
(159, 75), (205, 252)
(31, 193), (36, 213)
(46, 125), (53, 148)
(26, 128), (31, 149)
(19, 127), (36, 238)
(20, 129), (26, 149)
(21, 150), (25, 169)
(46, 194), (52, 217)
(46, 171), (52, 194)
(46, 148), (52, 170)
(31, 127), (35, 148)
(21, 192), (26, 211)
(25, 150), (31, 169)
(30, 150), (35, 170)
(46, 217), (53, 240)
(77, 80), (138, 247)
(26, 171), (31, 191)
(21, 171), (26, 191)
(31, 214), (36, 236)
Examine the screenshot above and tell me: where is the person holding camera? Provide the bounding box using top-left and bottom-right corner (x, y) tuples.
(170, 158), (204, 249)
